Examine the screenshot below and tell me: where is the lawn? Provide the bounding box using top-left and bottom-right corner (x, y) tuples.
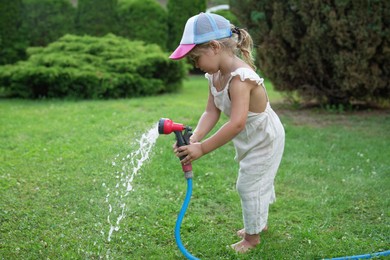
(0, 76), (389, 259)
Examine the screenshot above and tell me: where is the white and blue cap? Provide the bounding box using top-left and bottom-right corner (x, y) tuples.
(169, 12), (232, 60)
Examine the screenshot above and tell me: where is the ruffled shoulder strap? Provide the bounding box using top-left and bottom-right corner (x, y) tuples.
(229, 68), (269, 102)
(230, 68), (264, 85)
(205, 73), (213, 86)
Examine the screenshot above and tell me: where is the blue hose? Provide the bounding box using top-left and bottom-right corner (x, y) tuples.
(175, 178), (200, 260)
(173, 179), (389, 260)
(326, 250), (390, 259)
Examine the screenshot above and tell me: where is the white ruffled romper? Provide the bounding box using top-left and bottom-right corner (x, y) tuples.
(206, 68), (285, 234)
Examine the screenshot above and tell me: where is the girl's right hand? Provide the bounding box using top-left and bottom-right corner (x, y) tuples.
(172, 133), (199, 154)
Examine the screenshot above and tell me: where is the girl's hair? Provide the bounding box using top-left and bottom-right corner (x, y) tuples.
(188, 24), (256, 70)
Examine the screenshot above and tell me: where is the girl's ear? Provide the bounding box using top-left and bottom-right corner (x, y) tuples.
(209, 40), (221, 53)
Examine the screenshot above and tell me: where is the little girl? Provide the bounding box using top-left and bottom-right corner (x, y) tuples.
(170, 12), (285, 253)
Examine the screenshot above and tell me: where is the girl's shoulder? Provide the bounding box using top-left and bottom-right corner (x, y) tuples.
(230, 68), (264, 86)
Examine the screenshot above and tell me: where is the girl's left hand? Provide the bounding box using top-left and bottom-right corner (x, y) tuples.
(176, 142), (203, 165)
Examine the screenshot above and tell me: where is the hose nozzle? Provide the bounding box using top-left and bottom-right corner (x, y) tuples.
(158, 118), (193, 174)
(158, 118), (186, 135)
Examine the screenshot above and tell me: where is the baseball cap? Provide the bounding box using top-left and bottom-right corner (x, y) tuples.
(169, 12), (232, 60)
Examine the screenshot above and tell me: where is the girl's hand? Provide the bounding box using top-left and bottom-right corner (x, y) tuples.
(171, 133), (199, 156)
(176, 142), (204, 165)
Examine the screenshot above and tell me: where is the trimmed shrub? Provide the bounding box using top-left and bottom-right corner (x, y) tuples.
(75, 0), (118, 36)
(167, 0), (207, 51)
(0, 0), (26, 64)
(117, 0), (168, 50)
(20, 0), (76, 47)
(0, 34), (187, 99)
(230, 0), (390, 105)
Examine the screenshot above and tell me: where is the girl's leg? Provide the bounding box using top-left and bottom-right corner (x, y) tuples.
(232, 154), (275, 252)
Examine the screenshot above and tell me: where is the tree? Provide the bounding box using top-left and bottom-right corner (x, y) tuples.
(167, 0), (207, 51)
(117, 0), (168, 50)
(75, 0), (118, 36)
(21, 0), (76, 47)
(230, 0), (390, 106)
(0, 0), (26, 64)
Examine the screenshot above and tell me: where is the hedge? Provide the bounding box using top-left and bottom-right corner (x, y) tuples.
(230, 0), (390, 105)
(0, 34), (187, 99)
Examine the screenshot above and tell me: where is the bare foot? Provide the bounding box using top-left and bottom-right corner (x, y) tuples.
(230, 239), (255, 253)
(236, 226), (268, 238)
(230, 234), (260, 253)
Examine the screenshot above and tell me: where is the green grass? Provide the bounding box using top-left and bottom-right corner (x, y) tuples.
(0, 76), (389, 259)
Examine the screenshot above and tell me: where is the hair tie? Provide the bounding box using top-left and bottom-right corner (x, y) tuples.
(232, 27), (241, 35)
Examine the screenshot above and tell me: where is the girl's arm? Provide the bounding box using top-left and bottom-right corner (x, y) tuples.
(177, 77), (254, 164)
(190, 87), (221, 143)
(200, 77), (251, 154)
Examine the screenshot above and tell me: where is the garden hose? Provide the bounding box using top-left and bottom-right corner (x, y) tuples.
(175, 177), (199, 260)
(158, 118), (199, 259)
(326, 250), (390, 259)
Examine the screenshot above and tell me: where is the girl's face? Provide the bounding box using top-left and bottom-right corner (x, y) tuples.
(188, 45), (220, 74)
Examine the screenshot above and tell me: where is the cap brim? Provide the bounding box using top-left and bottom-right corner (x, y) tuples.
(169, 44), (196, 60)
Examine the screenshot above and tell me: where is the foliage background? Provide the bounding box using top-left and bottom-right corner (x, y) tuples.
(0, 34), (187, 99)
(230, 0), (390, 105)
(117, 0), (168, 50)
(0, 0), (388, 103)
(75, 0), (118, 37)
(21, 0), (76, 47)
(0, 0), (26, 65)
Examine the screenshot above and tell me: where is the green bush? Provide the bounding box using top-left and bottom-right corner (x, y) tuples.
(117, 0), (168, 50)
(230, 0), (390, 105)
(0, 34), (188, 99)
(21, 0), (76, 47)
(75, 0), (118, 36)
(0, 0), (27, 65)
(167, 0), (207, 51)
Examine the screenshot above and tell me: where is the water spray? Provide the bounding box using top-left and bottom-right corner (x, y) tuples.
(158, 118), (200, 260)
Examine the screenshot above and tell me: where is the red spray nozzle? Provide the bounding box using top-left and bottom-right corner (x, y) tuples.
(158, 118), (193, 174)
(158, 118), (185, 135)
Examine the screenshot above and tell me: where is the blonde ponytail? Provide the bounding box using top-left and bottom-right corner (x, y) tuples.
(231, 25), (256, 70)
